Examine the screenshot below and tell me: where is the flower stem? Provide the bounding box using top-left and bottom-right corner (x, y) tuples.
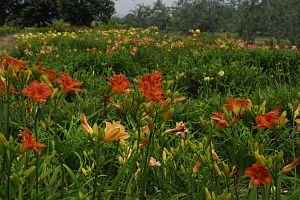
(101, 141), (119, 195)
(93, 140), (101, 200)
(234, 177), (240, 200)
(140, 130), (154, 198)
(34, 104), (41, 199)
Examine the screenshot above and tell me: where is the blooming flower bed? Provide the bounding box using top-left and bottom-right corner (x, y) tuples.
(0, 27), (299, 199)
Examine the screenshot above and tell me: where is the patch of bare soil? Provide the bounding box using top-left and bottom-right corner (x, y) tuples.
(0, 34), (16, 50)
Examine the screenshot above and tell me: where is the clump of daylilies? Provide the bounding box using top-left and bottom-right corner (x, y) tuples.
(79, 71), (189, 197)
(209, 98), (288, 130)
(0, 57), (84, 176)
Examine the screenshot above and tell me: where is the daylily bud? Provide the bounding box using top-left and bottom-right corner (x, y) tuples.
(146, 117), (154, 132)
(0, 133), (8, 146)
(163, 108), (174, 121)
(104, 96), (124, 112)
(276, 151), (284, 161)
(214, 163), (222, 176)
(187, 141), (198, 152)
(279, 111), (288, 126)
(40, 74), (51, 85)
(173, 96), (188, 103)
(139, 138), (148, 148)
(160, 99), (170, 110)
(180, 164), (186, 175)
(80, 113), (94, 138)
(211, 149), (220, 161)
(24, 166), (36, 178)
(192, 159), (201, 177)
(162, 149), (167, 160)
(205, 188), (212, 199)
(7, 65), (16, 79)
(50, 88), (58, 99)
(81, 167), (87, 176)
(281, 155), (300, 173)
(92, 123), (99, 137)
(255, 151), (267, 167)
(135, 168), (141, 180)
(223, 163), (230, 178)
(260, 101), (266, 113)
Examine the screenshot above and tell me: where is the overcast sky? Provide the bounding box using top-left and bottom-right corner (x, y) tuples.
(114, 0), (176, 16)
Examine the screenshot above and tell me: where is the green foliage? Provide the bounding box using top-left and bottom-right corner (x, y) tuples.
(1, 27), (300, 199)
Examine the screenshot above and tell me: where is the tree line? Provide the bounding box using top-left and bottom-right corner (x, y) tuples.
(0, 0), (115, 27)
(124, 0), (300, 44)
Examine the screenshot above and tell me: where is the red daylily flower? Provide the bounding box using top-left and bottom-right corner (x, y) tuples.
(9, 84), (17, 94)
(138, 72), (164, 102)
(0, 80), (4, 96)
(0, 82), (18, 96)
(37, 63), (57, 81)
(22, 80), (53, 102)
(210, 112), (229, 129)
(245, 163), (272, 186)
(108, 74), (132, 95)
(253, 110), (280, 129)
(224, 98), (252, 115)
(54, 72), (84, 94)
(19, 129), (47, 154)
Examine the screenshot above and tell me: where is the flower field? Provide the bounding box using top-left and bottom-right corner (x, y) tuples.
(0, 27), (300, 199)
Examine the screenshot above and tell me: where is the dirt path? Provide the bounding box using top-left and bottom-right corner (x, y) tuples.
(0, 34), (16, 50)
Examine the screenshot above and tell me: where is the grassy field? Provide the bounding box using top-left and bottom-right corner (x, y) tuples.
(0, 26), (300, 199)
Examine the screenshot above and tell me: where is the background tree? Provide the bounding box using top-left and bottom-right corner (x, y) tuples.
(124, 4), (153, 28)
(59, 0), (115, 26)
(4, 0), (58, 27)
(0, 0), (10, 25)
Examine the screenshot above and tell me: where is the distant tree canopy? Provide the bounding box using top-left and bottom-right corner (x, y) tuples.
(0, 0), (115, 27)
(125, 0), (300, 45)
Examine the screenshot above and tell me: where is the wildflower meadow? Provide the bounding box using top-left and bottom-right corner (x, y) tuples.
(0, 27), (300, 199)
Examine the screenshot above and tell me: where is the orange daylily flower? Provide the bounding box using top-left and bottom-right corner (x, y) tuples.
(54, 72), (84, 94)
(245, 163), (272, 187)
(108, 74), (132, 95)
(22, 80), (53, 102)
(19, 129), (47, 155)
(0, 55), (28, 71)
(253, 110), (280, 129)
(210, 112), (229, 129)
(164, 121), (188, 139)
(138, 72), (164, 102)
(148, 157), (161, 167)
(103, 121), (130, 142)
(224, 98), (252, 115)
(131, 47), (138, 56)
